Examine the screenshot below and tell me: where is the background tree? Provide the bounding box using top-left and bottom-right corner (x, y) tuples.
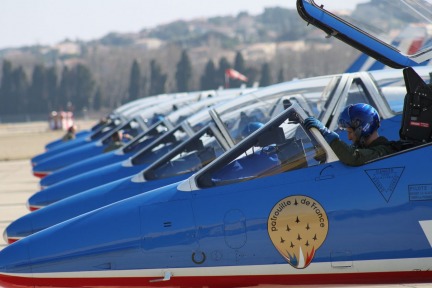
(216, 57), (231, 88)
(175, 50), (192, 92)
(11, 67), (29, 114)
(231, 51), (246, 88)
(149, 59), (167, 95)
(260, 62), (272, 87)
(28, 65), (48, 114)
(244, 66), (259, 88)
(127, 60), (141, 103)
(200, 59), (217, 90)
(73, 64), (95, 112)
(46, 67), (58, 111)
(277, 68), (285, 83)
(0, 60), (14, 115)
(58, 66), (72, 110)
(93, 86), (102, 111)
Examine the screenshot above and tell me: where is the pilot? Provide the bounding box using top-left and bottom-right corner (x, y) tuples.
(103, 131), (125, 153)
(62, 125), (77, 142)
(240, 122), (264, 139)
(150, 114), (164, 126)
(304, 103), (398, 166)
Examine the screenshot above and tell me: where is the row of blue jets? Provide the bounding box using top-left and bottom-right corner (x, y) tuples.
(1, 1), (432, 287)
(31, 90), (238, 178)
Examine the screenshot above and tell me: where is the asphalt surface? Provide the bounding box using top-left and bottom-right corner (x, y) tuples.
(0, 159), (37, 250)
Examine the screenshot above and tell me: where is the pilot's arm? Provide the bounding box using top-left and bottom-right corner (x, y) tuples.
(304, 117), (394, 166)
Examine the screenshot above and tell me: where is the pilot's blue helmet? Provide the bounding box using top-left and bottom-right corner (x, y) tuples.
(338, 103), (380, 141)
(151, 114), (164, 125)
(241, 122), (264, 139)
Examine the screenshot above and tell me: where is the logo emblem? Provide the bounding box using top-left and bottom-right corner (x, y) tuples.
(268, 196), (328, 269)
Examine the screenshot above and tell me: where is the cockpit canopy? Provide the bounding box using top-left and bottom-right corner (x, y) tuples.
(297, 0), (432, 68)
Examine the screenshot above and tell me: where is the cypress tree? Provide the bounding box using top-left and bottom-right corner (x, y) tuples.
(46, 67), (58, 111)
(11, 67), (29, 114)
(29, 65), (48, 114)
(200, 59), (217, 90)
(175, 50), (192, 92)
(93, 86), (102, 111)
(217, 57), (231, 88)
(277, 68), (285, 83)
(0, 60), (13, 115)
(59, 66), (72, 110)
(260, 62), (272, 87)
(128, 60), (141, 103)
(74, 64), (95, 112)
(149, 59), (167, 95)
(232, 51), (246, 88)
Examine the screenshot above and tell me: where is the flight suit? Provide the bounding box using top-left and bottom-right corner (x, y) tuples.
(62, 131), (75, 142)
(330, 136), (398, 166)
(103, 141), (124, 153)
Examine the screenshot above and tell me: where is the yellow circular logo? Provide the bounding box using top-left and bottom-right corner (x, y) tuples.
(268, 196), (328, 269)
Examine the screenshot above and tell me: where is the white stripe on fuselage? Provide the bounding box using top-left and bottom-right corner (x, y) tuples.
(2, 257), (432, 279)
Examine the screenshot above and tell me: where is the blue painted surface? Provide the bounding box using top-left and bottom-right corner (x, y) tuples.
(31, 136), (91, 165)
(2, 143), (432, 273)
(39, 137), (156, 187)
(44, 130), (91, 150)
(7, 173), (189, 239)
(28, 161), (147, 208)
(39, 150), (126, 187)
(32, 142), (106, 174)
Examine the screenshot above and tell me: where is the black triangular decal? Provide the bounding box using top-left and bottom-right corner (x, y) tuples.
(365, 167), (404, 202)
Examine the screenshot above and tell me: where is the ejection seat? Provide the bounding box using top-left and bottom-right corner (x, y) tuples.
(399, 67), (432, 146)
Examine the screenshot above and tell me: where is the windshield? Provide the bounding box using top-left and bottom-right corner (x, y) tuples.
(89, 117), (123, 141)
(314, 0), (432, 59)
(186, 75), (339, 145)
(143, 126), (226, 180)
(196, 106), (327, 188)
(165, 94), (236, 126)
(121, 121), (170, 154)
(131, 124), (190, 166)
(100, 118), (144, 145)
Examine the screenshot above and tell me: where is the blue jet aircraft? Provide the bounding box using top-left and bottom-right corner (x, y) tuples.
(26, 80), (325, 211)
(32, 92), (177, 169)
(42, 93), (174, 151)
(32, 91), (221, 178)
(38, 89), (253, 188)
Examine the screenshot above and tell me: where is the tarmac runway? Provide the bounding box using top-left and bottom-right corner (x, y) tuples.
(0, 159), (37, 250)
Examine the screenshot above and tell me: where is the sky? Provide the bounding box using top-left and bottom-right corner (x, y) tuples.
(0, 0), (366, 49)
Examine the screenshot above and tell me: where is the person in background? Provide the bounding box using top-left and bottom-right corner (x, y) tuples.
(304, 103), (398, 166)
(62, 125), (77, 142)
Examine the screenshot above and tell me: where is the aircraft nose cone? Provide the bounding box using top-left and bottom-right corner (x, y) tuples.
(4, 216), (34, 244)
(0, 238), (33, 287)
(2, 230), (9, 244)
(27, 191), (47, 211)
